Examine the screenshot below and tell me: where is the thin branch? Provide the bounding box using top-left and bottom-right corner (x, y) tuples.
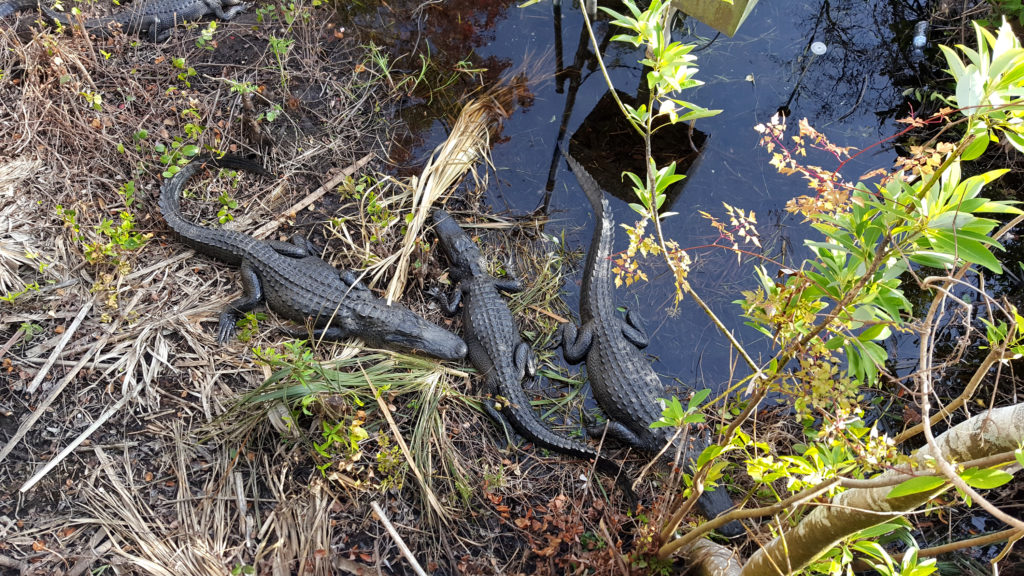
(894, 528), (1023, 562)
(895, 346), (1003, 444)
(659, 478), (841, 559)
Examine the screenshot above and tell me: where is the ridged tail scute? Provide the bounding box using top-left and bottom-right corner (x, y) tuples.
(559, 146), (606, 215)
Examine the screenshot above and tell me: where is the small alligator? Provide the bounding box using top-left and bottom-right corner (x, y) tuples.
(34, 0), (246, 42)
(559, 150), (742, 535)
(159, 153), (468, 361)
(430, 209), (633, 495)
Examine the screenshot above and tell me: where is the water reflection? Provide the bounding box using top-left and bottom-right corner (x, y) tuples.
(345, 0), (940, 391)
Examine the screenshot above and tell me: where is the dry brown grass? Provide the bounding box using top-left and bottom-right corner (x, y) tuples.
(0, 4), (646, 575)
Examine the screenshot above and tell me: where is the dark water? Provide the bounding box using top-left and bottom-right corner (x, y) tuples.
(392, 0), (931, 392)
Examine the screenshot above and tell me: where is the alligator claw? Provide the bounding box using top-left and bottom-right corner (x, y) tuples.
(216, 313), (237, 343)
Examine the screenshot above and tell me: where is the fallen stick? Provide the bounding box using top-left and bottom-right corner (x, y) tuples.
(0, 553), (26, 571)
(0, 338), (102, 465)
(0, 326), (24, 361)
(250, 153), (374, 240)
(26, 299), (93, 394)
(20, 380), (143, 492)
(370, 501), (428, 576)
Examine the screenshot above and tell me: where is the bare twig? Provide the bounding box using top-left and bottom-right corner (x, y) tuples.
(370, 501), (429, 576)
(25, 298), (93, 394)
(21, 379), (145, 492)
(249, 153), (374, 239)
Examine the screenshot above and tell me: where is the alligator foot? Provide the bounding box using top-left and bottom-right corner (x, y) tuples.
(621, 309), (650, 349)
(218, 259), (264, 343)
(559, 321), (594, 364)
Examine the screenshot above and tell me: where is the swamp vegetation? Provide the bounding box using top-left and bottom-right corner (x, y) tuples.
(0, 0), (1023, 575)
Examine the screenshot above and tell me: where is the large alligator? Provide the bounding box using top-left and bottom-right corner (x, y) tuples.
(430, 209), (633, 496)
(159, 153), (467, 361)
(559, 150), (742, 535)
(1, 0), (247, 42)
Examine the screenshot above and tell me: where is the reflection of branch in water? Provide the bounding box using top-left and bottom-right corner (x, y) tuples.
(542, 2), (608, 210)
(780, 0), (828, 114)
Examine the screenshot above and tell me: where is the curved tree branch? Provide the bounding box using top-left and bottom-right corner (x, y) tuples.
(738, 403), (1024, 576)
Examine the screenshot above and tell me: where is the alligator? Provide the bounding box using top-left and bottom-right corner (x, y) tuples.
(559, 150), (743, 536)
(430, 209), (633, 496)
(0, 0), (37, 19)
(37, 0), (246, 42)
(159, 153), (468, 361)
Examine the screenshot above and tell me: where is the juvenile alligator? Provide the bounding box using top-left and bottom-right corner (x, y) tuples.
(430, 209), (633, 496)
(559, 150), (742, 535)
(159, 153), (468, 361)
(38, 0), (246, 42)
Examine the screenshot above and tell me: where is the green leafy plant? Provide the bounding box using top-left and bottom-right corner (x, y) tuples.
(0, 283), (41, 304)
(155, 140), (200, 178)
(586, 0), (720, 306)
(268, 36), (294, 89)
(196, 20), (218, 50)
(171, 57), (197, 88)
(580, 8), (1024, 572)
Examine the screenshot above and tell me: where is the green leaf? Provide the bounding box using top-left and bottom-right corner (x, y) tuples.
(688, 388), (712, 411)
(887, 475), (946, 499)
(931, 230), (1003, 273)
(961, 467), (1014, 489)
(858, 323), (891, 342)
(961, 133), (989, 161)
(1016, 447), (1024, 469)
(696, 443), (723, 469)
(907, 251), (956, 269)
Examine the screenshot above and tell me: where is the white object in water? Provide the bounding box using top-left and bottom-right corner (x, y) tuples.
(913, 21), (929, 49)
(811, 41), (827, 56)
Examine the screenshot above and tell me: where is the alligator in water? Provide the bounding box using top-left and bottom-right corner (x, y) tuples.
(430, 209), (633, 496)
(559, 150), (743, 536)
(0, 0), (246, 42)
(159, 153), (467, 361)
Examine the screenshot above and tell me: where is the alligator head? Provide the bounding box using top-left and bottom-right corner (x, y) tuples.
(355, 303), (467, 361)
(432, 209), (488, 282)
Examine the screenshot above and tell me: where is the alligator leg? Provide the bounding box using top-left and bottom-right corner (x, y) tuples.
(621, 309), (650, 349)
(586, 420), (651, 450)
(270, 236), (370, 292)
(218, 259), (263, 343)
(512, 342), (536, 379)
(268, 236), (315, 258)
(427, 285), (462, 316)
(559, 321), (594, 364)
(205, 0), (247, 20)
(493, 278), (523, 293)
(338, 270), (371, 292)
(482, 399), (516, 448)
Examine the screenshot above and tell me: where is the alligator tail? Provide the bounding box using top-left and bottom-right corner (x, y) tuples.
(0, 0), (39, 18)
(697, 485), (743, 537)
(158, 153), (268, 219)
(157, 153), (270, 264)
(559, 146), (607, 216)
(501, 376), (635, 499)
